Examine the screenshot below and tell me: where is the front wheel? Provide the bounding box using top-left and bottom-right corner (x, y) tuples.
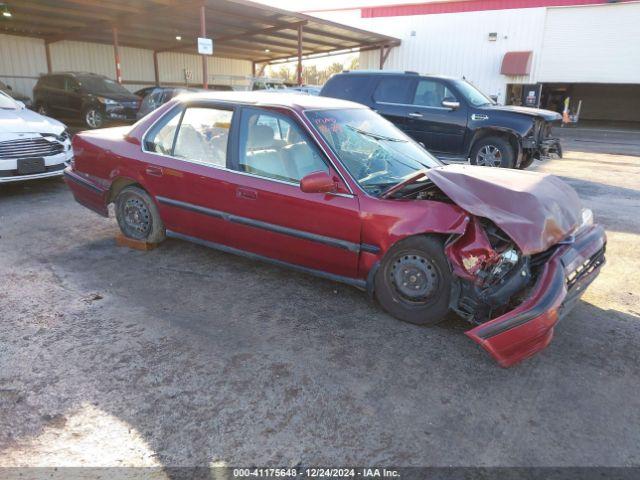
(84, 107), (104, 129)
(374, 236), (452, 326)
(470, 136), (515, 168)
(37, 104), (50, 117)
(115, 186), (166, 243)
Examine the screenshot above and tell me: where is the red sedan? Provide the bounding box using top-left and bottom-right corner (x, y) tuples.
(65, 92), (606, 367)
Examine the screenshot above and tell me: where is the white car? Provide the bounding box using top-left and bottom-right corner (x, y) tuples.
(0, 91), (72, 183)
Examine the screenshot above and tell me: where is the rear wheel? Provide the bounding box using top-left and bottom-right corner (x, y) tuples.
(374, 236), (452, 326)
(470, 136), (515, 168)
(115, 186), (165, 243)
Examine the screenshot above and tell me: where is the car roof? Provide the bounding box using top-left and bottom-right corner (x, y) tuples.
(175, 90), (367, 110)
(336, 71), (459, 81)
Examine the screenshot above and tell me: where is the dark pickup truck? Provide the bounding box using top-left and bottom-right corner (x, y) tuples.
(320, 71), (562, 169)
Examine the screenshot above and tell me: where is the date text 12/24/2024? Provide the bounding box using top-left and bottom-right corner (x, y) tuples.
(233, 468), (401, 478)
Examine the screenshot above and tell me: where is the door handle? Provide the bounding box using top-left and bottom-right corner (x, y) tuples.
(408, 112), (423, 118)
(236, 187), (257, 200)
(145, 166), (163, 177)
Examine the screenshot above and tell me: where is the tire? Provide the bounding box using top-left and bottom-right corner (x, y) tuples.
(374, 235), (452, 326)
(115, 186), (166, 243)
(36, 103), (50, 117)
(84, 107), (104, 129)
(518, 153), (535, 170)
(470, 136), (515, 168)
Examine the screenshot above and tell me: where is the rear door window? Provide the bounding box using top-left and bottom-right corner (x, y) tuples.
(372, 77), (415, 104)
(173, 107), (233, 167)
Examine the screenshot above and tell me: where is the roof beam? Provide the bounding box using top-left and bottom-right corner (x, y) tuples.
(156, 19), (307, 54)
(45, 0), (205, 44)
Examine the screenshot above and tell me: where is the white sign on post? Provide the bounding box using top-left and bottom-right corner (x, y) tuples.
(197, 37), (214, 55)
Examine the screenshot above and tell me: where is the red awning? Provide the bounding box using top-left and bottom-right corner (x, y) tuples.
(501, 51), (533, 76)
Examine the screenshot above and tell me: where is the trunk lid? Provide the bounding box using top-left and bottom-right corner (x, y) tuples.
(426, 164), (581, 255)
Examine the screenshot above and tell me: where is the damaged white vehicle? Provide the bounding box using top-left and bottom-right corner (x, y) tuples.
(0, 91), (72, 183)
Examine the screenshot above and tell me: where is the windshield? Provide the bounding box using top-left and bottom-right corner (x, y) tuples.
(451, 79), (495, 107)
(77, 76), (131, 95)
(306, 108), (441, 196)
(0, 91), (18, 109)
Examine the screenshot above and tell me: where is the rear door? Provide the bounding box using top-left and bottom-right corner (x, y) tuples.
(370, 76), (417, 133)
(403, 78), (468, 155)
(139, 101), (239, 247)
(63, 76), (83, 116)
(46, 75), (67, 116)
(224, 107), (362, 279)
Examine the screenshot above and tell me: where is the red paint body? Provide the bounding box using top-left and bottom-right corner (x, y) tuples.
(65, 92), (606, 367)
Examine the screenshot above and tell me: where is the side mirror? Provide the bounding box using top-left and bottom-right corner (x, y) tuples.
(442, 100), (460, 110)
(15, 100), (25, 110)
(300, 171), (336, 194)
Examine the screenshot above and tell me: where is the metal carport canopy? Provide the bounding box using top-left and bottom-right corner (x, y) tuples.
(0, 0), (401, 85)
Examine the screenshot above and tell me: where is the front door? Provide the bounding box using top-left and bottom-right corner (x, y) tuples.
(225, 107), (361, 279)
(404, 78), (468, 155)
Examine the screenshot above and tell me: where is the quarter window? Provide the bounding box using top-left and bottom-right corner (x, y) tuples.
(144, 107), (182, 155)
(413, 80), (457, 107)
(173, 107), (232, 166)
(238, 110), (328, 184)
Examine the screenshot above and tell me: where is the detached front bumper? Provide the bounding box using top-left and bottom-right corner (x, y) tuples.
(466, 224), (606, 367)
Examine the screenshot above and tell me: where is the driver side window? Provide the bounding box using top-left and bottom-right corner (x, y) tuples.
(413, 80), (457, 108)
(237, 109), (328, 184)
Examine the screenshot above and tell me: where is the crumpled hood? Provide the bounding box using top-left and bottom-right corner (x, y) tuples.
(0, 107), (65, 135)
(481, 104), (562, 122)
(426, 165), (582, 255)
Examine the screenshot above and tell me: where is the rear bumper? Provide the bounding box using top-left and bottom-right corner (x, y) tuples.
(466, 224), (606, 367)
(63, 167), (110, 217)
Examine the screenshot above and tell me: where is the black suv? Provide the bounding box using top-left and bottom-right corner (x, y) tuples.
(321, 71), (562, 169)
(33, 72), (140, 129)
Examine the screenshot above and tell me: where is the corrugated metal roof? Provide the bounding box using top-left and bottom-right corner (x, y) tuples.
(0, 0), (399, 63)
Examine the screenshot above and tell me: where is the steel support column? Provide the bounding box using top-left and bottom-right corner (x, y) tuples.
(200, 5), (208, 89)
(153, 51), (160, 86)
(45, 41), (52, 74)
(112, 26), (122, 84)
(297, 24), (303, 86)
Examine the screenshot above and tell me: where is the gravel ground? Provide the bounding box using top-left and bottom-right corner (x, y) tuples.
(1, 133), (639, 470)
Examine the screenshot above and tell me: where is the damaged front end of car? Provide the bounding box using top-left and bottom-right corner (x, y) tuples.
(421, 165), (607, 366)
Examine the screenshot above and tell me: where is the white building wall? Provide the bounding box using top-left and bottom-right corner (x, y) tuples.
(315, 8), (547, 103)
(315, 2), (640, 101)
(0, 34), (47, 99)
(0, 34), (252, 99)
(538, 2), (640, 83)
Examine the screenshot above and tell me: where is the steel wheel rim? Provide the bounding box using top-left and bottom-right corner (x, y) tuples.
(86, 109), (101, 128)
(476, 145), (502, 167)
(390, 254), (439, 303)
(122, 197), (151, 238)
